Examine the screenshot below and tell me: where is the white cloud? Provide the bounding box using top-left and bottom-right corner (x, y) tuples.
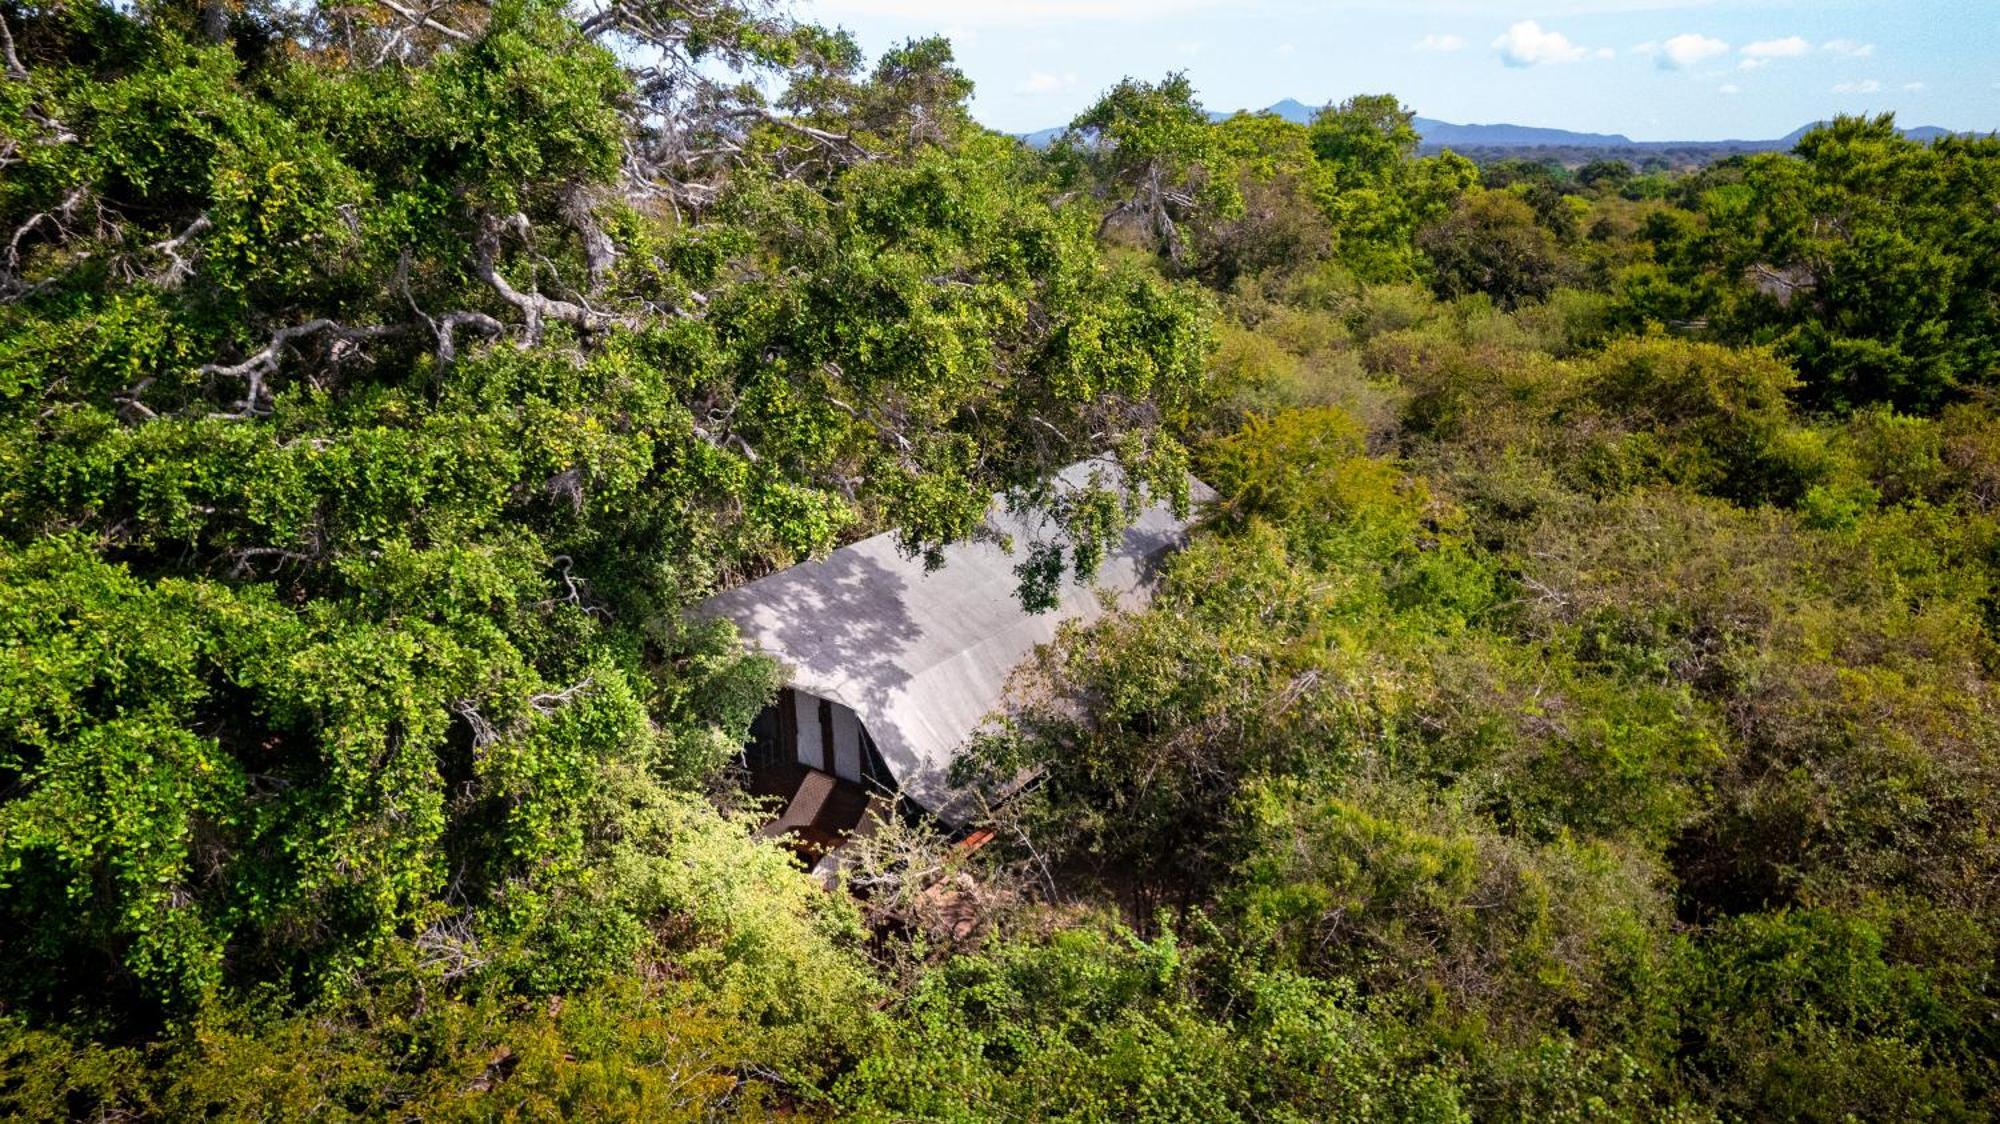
(1493, 21), (1593, 67)
(1016, 71), (1079, 96)
(1832, 79), (1884, 94)
(1631, 41), (1657, 56)
(1414, 34), (1468, 53)
(1276, 42), (1296, 57)
(1718, 83), (1742, 96)
(1743, 36), (1811, 60)
(1903, 82), (1927, 92)
(1658, 33), (1730, 70)
(1824, 39), (1877, 58)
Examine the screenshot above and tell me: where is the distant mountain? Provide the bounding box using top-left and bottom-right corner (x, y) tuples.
(1254, 98), (1316, 125)
(1239, 99), (1635, 146)
(1411, 118), (1634, 149)
(1018, 100), (1972, 154)
(1019, 124), (1067, 148)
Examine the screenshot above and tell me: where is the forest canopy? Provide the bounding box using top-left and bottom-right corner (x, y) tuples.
(1, 0), (1996, 1119)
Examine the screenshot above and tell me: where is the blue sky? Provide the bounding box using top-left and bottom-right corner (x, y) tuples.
(808, 0), (1999, 140)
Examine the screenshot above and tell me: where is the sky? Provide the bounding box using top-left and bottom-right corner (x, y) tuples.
(805, 0), (2000, 141)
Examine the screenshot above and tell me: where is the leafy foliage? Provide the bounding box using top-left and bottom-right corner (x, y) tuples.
(1614, 116), (2000, 412)
(2, 4), (1996, 1118)
(0, 0), (1204, 1100)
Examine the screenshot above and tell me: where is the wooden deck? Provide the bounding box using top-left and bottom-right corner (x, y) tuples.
(749, 760), (879, 860)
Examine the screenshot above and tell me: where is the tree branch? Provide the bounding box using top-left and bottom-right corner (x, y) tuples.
(371, 0), (473, 43)
(436, 310), (505, 365)
(227, 546), (318, 579)
(452, 699), (502, 748)
(115, 378), (159, 423)
(528, 676), (595, 716)
(393, 248), (504, 366)
(474, 212), (634, 344)
(0, 11), (26, 81)
(727, 107), (873, 165)
(3, 187), (88, 293)
(202, 318), (406, 418)
(147, 213), (211, 288)
(561, 182), (618, 293)
(23, 105), (75, 144)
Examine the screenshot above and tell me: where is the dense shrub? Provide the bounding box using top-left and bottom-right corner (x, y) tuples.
(3, 3), (1995, 1115)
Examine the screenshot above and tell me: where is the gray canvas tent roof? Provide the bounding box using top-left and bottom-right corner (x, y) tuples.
(695, 460), (1213, 821)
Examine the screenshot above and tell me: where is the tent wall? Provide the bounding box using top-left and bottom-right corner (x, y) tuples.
(698, 461), (1214, 821)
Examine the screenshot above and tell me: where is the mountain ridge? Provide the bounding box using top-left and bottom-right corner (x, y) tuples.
(1019, 98), (1974, 152)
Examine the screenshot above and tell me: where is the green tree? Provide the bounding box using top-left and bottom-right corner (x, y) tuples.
(1621, 116), (2000, 412)
(1310, 94), (1475, 281)
(1198, 111), (1338, 289)
(1309, 94), (1421, 192)
(0, 0), (1210, 1046)
(1417, 190), (1570, 307)
(1061, 73), (1242, 268)
(1577, 158), (1635, 193)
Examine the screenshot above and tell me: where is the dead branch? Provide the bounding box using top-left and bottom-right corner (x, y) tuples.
(544, 466), (586, 512)
(3, 187), (89, 292)
(577, 0), (772, 53)
(23, 106), (74, 144)
(146, 213), (211, 288)
(1, 11), (26, 80)
(414, 913), (489, 981)
(436, 310), (504, 364)
(5, 212), (56, 278)
(726, 107), (872, 165)
(577, 4), (875, 207)
(201, 318), (406, 418)
(452, 699), (502, 748)
(114, 378), (158, 423)
(528, 676), (595, 716)
(393, 248), (505, 366)
(560, 182), (618, 293)
(553, 554), (585, 604)
(535, 554), (615, 618)
(375, 0), (472, 40)
(726, 432), (759, 461)
(691, 404), (758, 461)
(1006, 815), (1060, 902)
(474, 212), (634, 344)
(226, 546), (317, 579)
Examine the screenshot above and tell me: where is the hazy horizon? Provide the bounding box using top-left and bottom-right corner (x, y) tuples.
(813, 0), (1999, 142)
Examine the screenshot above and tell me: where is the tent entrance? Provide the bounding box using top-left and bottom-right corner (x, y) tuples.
(744, 687), (895, 790)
